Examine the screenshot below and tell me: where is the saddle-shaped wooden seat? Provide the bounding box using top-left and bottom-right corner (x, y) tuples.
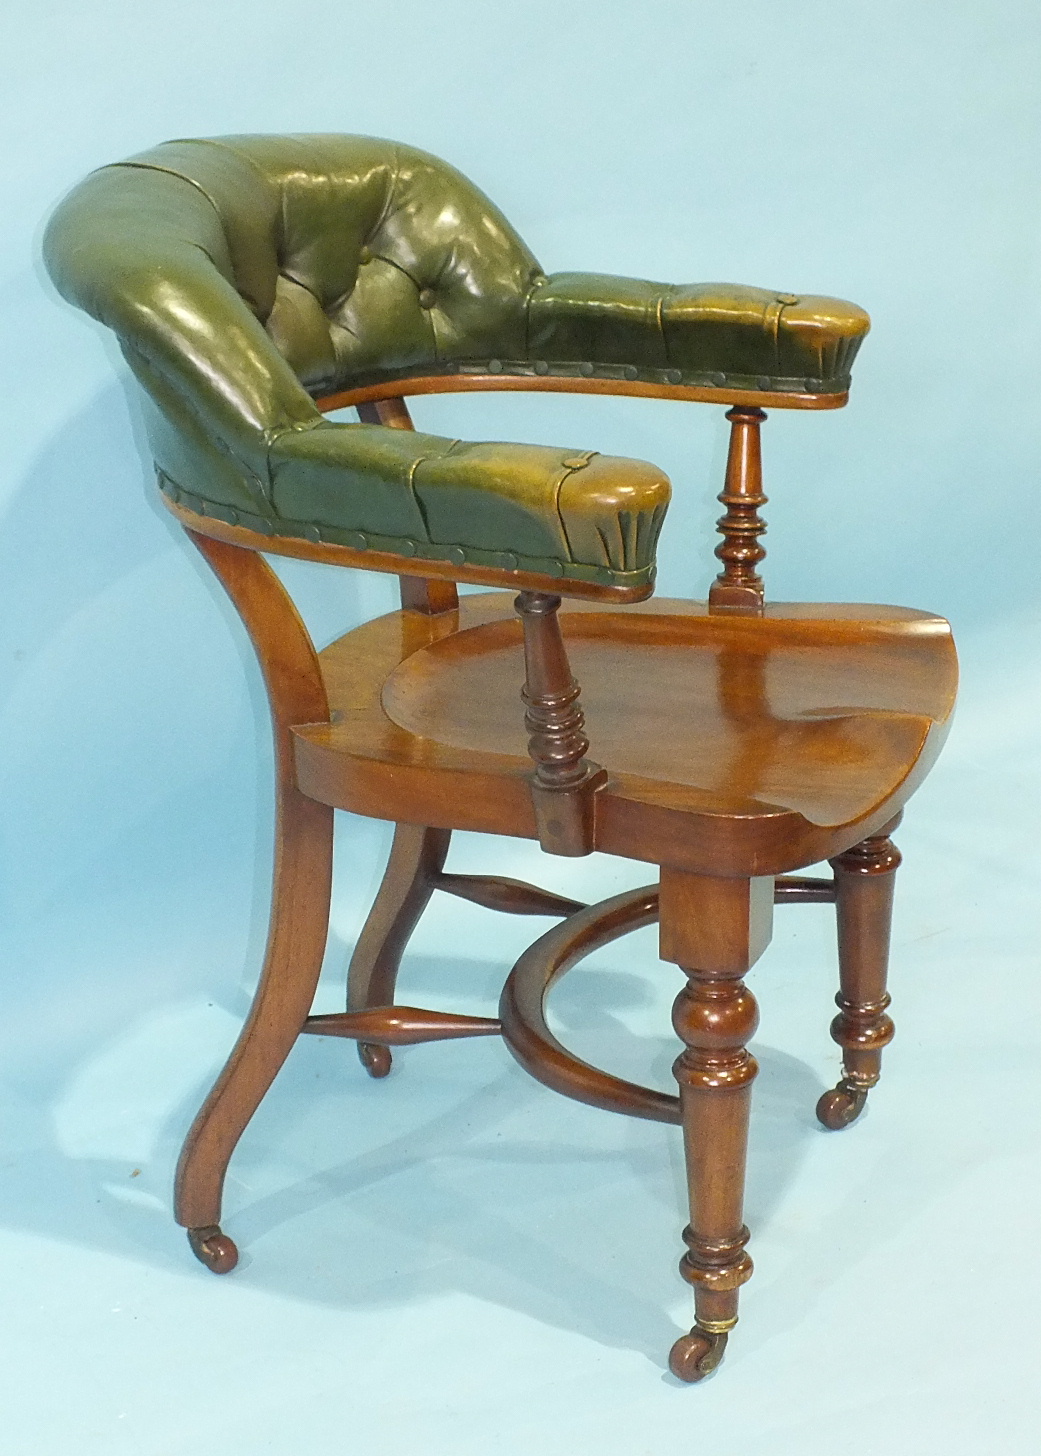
(297, 594), (955, 871)
(44, 133), (956, 1383)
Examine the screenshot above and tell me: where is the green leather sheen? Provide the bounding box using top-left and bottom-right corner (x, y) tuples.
(43, 135), (867, 587)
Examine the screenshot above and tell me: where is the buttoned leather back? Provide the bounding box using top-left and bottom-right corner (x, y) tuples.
(113, 134), (541, 398)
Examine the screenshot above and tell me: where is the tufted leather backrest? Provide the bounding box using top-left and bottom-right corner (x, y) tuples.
(112, 134), (541, 397)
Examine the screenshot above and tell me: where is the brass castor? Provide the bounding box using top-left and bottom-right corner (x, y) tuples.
(358, 1042), (392, 1078)
(816, 1079), (868, 1130)
(187, 1224), (239, 1274)
(668, 1327), (728, 1383)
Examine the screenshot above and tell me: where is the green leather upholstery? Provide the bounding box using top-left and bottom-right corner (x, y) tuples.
(43, 135), (868, 590)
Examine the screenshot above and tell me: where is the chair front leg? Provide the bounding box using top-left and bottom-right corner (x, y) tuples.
(659, 871), (772, 1381)
(816, 815), (901, 1130)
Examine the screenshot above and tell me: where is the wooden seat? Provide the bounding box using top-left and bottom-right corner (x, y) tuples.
(44, 134), (958, 1383)
(296, 594), (956, 873)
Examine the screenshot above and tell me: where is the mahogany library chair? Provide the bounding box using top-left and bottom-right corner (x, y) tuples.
(44, 135), (957, 1381)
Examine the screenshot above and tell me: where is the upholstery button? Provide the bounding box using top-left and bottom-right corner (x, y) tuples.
(534, 360), (549, 375)
(345, 531), (368, 550)
(447, 547), (467, 566)
(304, 524), (322, 543)
(418, 288), (436, 309)
(497, 551), (519, 570)
(666, 369), (682, 385)
(487, 359), (503, 373)
(776, 293), (799, 305)
(756, 376), (771, 390)
(623, 365), (638, 380)
(398, 539), (417, 557)
(359, 246), (373, 264)
(711, 372), (726, 387)
(579, 362), (594, 377)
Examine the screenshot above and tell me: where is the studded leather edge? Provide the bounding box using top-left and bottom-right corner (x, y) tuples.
(156, 471), (655, 590)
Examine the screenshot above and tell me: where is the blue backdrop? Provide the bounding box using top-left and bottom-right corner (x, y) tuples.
(1, 4), (1038, 1452)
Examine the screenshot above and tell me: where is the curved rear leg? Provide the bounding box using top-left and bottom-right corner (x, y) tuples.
(175, 533), (333, 1268)
(348, 823), (451, 1077)
(817, 815), (901, 1130)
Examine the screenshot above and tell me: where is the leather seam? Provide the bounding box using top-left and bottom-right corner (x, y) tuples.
(404, 451), (437, 543)
(107, 162), (224, 220)
(656, 291), (669, 366)
(774, 297), (797, 374)
(552, 452), (598, 563)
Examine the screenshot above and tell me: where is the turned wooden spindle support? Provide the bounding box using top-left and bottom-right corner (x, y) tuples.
(709, 406), (768, 615)
(515, 590), (605, 856)
(817, 816), (901, 1128)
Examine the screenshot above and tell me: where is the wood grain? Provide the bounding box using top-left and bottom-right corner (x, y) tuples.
(293, 592), (957, 876)
(174, 535), (333, 1239)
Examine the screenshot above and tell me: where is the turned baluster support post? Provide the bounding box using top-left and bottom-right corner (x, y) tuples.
(709, 406), (767, 615)
(515, 591), (605, 856)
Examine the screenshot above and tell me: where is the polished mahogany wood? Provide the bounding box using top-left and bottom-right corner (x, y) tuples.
(355, 396), (416, 430)
(817, 814), (902, 1128)
(302, 1005), (501, 1044)
(345, 815), (585, 1080)
(400, 575), (460, 615)
(346, 822), (451, 1078)
(174, 534), (333, 1271)
(500, 886), (680, 1124)
(499, 869), (861, 1132)
(515, 590), (606, 855)
(293, 593), (957, 876)
(659, 873), (771, 1380)
(709, 407), (767, 614)
(434, 873), (584, 918)
(164, 371), (955, 1379)
(314, 373), (848, 414)
(774, 875), (836, 903)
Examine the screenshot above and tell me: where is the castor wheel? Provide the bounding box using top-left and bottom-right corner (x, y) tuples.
(668, 1327), (728, 1382)
(816, 1079), (868, 1130)
(358, 1042), (393, 1078)
(187, 1224), (239, 1274)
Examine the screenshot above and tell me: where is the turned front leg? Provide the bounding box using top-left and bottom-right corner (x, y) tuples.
(817, 816), (901, 1130)
(660, 871), (772, 1381)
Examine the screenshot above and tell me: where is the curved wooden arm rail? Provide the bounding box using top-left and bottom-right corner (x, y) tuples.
(44, 133), (957, 1383)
